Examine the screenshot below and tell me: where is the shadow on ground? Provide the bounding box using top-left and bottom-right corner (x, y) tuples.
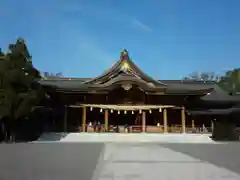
(160, 143), (240, 175)
(0, 143), (105, 180)
(36, 133), (68, 141)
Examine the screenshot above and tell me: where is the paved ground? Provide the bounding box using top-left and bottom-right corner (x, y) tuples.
(0, 142), (240, 180)
(0, 143), (104, 180)
(96, 143), (240, 180)
(161, 143), (240, 175)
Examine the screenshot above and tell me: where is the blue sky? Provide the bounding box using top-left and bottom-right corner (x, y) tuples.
(0, 0), (240, 79)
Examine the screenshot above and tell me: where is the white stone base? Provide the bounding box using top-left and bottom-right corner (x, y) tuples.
(36, 132), (219, 144)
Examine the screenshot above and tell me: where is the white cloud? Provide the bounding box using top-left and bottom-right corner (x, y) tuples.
(131, 18), (153, 32)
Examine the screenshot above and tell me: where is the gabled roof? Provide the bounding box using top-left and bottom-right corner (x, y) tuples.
(39, 78), (213, 94)
(165, 81), (240, 102)
(84, 49), (166, 86)
(39, 49), (240, 101)
(40, 78), (240, 102)
(201, 84), (239, 102)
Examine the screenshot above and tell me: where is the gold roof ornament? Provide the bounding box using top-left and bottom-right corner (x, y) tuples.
(122, 61), (129, 70)
(120, 48), (129, 61)
(122, 48), (128, 55)
(17, 38), (25, 43)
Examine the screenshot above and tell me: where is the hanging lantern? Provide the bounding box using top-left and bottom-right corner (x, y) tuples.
(118, 110), (120, 114)
(132, 111), (134, 114)
(159, 108), (162, 112)
(90, 106), (93, 111)
(100, 108), (103, 113)
(110, 109), (113, 113)
(149, 110), (152, 114)
(124, 110), (127, 114)
(139, 109), (142, 114)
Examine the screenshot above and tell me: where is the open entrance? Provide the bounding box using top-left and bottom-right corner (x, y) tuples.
(145, 109), (163, 133)
(108, 111), (143, 132)
(109, 111), (137, 126)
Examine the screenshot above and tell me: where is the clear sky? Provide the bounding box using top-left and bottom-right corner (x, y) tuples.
(0, 0), (240, 79)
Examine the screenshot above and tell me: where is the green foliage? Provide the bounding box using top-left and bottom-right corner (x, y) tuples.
(0, 39), (44, 121)
(218, 68), (240, 93)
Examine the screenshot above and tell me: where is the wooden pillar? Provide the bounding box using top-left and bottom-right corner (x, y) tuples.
(181, 107), (186, 133)
(192, 120), (195, 128)
(142, 111), (146, 132)
(82, 106), (86, 132)
(64, 106), (68, 132)
(211, 120), (214, 132)
(104, 109), (109, 132)
(163, 108), (168, 133)
(53, 110), (56, 132)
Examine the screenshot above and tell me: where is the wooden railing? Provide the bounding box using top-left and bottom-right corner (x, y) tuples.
(186, 126), (212, 134)
(145, 125), (212, 133)
(82, 124), (213, 133)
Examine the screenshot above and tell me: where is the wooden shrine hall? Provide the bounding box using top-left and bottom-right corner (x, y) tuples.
(39, 49), (240, 134)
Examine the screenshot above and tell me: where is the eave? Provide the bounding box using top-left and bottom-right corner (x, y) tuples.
(51, 87), (213, 96)
(187, 107), (240, 116)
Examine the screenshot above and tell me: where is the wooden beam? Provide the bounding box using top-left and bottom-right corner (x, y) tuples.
(56, 90), (108, 94)
(145, 92), (165, 95)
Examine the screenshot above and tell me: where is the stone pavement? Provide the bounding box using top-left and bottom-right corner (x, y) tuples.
(1, 137), (240, 180)
(0, 143), (104, 180)
(93, 143), (240, 180)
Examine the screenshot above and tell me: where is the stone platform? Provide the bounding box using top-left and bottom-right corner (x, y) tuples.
(36, 132), (217, 144)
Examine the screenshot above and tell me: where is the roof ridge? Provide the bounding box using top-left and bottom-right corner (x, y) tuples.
(83, 49), (166, 85)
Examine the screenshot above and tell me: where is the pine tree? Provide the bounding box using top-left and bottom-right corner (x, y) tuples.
(0, 39), (45, 141)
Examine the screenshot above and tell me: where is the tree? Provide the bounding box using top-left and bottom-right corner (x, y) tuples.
(218, 68), (240, 93)
(0, 39), (45, 141)
(183, 71), (219, 81)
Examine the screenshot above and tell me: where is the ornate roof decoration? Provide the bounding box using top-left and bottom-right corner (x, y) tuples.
(84, 49), (166, 87)
(120, 49), (130, 72)
(120, 49), (129, 61)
